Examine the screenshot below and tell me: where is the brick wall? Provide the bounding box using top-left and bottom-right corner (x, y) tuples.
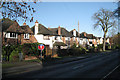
(62, 37), (66, 44)
(21, 34), (37, 45)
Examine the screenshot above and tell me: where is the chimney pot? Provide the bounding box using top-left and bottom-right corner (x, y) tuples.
(23, 22), (26, 25)
(35, 20), (38, 23)
(48, 27), (50, 29)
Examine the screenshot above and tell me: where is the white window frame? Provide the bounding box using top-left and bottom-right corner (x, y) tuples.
(9, 32), (17, 39)
(43, 36), (50, 40)
(24, 33), (29, 39)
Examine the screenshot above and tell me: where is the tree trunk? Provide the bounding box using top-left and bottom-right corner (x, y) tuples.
(7, 55), (10, 61)
(103, 33), (106, 51)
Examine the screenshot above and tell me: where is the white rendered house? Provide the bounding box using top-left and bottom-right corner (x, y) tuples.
(31, 20), (54, 49)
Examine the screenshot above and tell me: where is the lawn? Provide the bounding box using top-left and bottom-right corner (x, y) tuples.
(2, 59), (41, 69)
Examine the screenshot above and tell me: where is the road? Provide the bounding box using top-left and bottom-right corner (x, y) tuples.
(4, 50), (120, 80)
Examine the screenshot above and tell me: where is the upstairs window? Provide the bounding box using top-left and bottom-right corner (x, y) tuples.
(24, 33), (29, 39)
(10, 33), (17, 38)
(43, 36), (50, 40)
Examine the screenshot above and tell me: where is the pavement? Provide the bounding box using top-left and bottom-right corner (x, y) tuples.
(2, 56), (85, 77)
(2, 50), (119, 79)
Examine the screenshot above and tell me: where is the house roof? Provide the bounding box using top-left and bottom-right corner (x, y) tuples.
(31, 24), (54, 35)
(53, 42), (67, 46)
(48, 28), (59, 36)
(21, 25), (33, 34)
(48, 27), (73, 37)
(2, 18), (24, 33)
(70, 30), (80, 37)
(79, 32), (87, 38)
(80, 32), (96, 39)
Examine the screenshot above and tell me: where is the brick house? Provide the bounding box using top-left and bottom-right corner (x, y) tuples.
(2, 18), (37, 45)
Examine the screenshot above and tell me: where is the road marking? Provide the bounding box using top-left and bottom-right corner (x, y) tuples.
(101, 64), (120, 80)
(73, 65), (84, 69)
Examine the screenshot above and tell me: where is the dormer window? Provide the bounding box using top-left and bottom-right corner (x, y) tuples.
(24, 33), (29, 39)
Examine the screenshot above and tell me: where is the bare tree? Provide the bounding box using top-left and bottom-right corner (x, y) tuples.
(92, 8), (117, 51)
(0, 0), (39, 22)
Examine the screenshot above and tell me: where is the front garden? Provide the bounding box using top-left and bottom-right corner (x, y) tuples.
(2, 42), (120, 63)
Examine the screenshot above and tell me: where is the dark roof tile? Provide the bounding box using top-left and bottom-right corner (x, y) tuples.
(49, 27), (73, 37)
(2, 18), (24, 33)
(31, 24), (53, 35)
(21, 25), (33, 34)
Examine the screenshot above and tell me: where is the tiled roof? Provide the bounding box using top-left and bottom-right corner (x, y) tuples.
(31, 24), (54, 35)
(2, 18), (24, 33)
(21, 25), (33, 34)
(80, 32), (97, 39)
(49, 27), (73, 37)
(2, 18), (14, 31)
(70, 30), (80, 37)
(48, 28), (59, 36)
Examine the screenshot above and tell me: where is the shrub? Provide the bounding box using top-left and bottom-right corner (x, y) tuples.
(67, 44), (88, 56)
(9, 48), (19, 62)
(2, 44), (19, 61)
(22, 43), (45, 59)
(111, 44), (120, 50)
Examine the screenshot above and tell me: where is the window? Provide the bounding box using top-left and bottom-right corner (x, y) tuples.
(68, 37), (70, 41)
(89, 42), (92, 44)
(10, 33), (17, 38)
(24, 33), (29, 39)
(43, 36), (50, 40)
(55, 36), (57, 40)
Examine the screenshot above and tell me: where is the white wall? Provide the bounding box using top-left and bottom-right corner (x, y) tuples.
(34, 34), (53, 49)
(100, 38), (103, 44)
(106, 38), (109, 43)
(53, 36), (63, 43)
(73, 30), (76, 37)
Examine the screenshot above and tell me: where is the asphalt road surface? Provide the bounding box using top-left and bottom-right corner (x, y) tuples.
(4, 50), (120, 80)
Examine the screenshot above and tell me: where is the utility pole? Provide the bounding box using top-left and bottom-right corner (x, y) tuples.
(78, 20), (80, 37)
(78, 20), (80, 47)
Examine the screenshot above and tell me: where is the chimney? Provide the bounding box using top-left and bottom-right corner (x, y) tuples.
(73, 29), (76, 37)
(48, 27), (50, 29)
(23, 22), (26, 26)
(58, 26), (61, 35)
(35, 20), (39, 35)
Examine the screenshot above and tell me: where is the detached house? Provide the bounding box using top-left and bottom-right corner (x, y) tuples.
(31, 20), (54, 49)
(2, 18), (37, 45)
(80, 32), (97, 47)
(48, 26), (73, 48)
